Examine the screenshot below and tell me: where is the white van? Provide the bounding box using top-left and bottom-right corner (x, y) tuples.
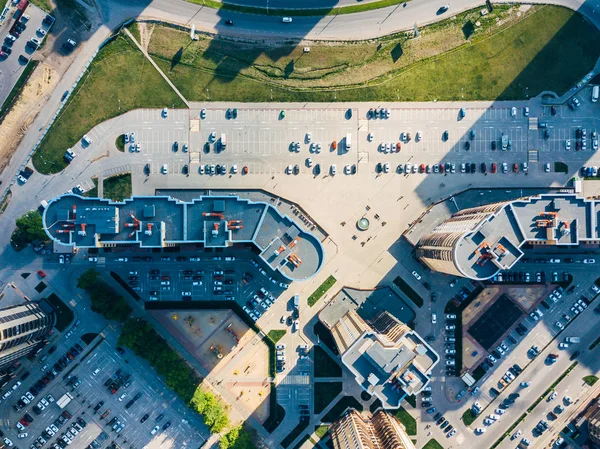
(593, 85), (599, 103)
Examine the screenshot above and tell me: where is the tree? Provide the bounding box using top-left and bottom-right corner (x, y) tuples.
(12, 211), (49, 249)
(220, 426), (257, 449)
(77, 270), (132, 322)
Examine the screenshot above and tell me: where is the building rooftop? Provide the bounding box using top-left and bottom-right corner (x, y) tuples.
(341, 329), (438, 407)
(454, 194), (596, 279)
(43, 194), (325, 281)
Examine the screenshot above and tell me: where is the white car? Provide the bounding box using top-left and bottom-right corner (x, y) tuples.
(431, 313), (437, 324)
(545, 163), (551, 172)
(330, 164), (336, 175)
(383, 162), (390, 173)
(524, 107), (529, 116)
(93, 368), (100, 375)
(511, 107), (517, 117)
(502, 162), (508, 173)
(416, 131), (422, 141)
(548, 391), (558, 401)
(565, 139), (571, 150)
(306, 157), (313, 167)
(162, 107), (168, 117)
(200, 108), (206, 119)
(3, 438), (13, 447)
(555, 321), (564, 330)
(344, 164), (352, 174)
(412, 271), (422, 280)
(584, 259), (596, 264)
(475, 427), (486, 434)
(17, 433), (28, 439)
(282, 16), (293, 23)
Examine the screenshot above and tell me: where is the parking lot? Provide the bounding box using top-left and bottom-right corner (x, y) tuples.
(107, 250), (290, 323)
(83, 95), (600, 180)
(0, 331), (207, 449)
(0, 4), (53, 106)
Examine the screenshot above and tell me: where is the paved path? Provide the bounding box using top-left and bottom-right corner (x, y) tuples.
(122, 27), (190, 108)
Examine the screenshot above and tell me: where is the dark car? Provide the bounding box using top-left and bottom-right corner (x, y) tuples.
(481, 162), (487, 173)
(465, 141), (470, 150)
(156, 413), (164, 422)
(491, 140), (496, 150)
(144, 163), (150, 175)
(141, 413), (149, 423)
(225, 19), (234, 25)
(173, 142), (179, 152)
(570, 351), (580, 361)
(162, 421), (172, 430)
(470, 162), (476, 173)
(18, 54), (29, 64)
(1, 45), (11, 54)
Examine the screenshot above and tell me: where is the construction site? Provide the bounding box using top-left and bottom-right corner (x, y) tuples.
(151, 309), (271, 422)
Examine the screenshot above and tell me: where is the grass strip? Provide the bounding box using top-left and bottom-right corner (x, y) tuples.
(281, 420), (309, 448)
(489, 412), (527, 449)
(314, 346), (342, 378)
(527, 362), (578, 413)
(308, 275), (336, 307)
(394, 407), (417, 435)
(590, 335), (600, 350)
(315, 425), (329, 439)
(267, 329), (286, 343)
(0, 61), (39, 120)
(462, 408), (476, 426)
(322, 396), (363, 423)
(103, 173), (132, 201)
(314, 382), (342, 414)
(422, 439), (444, 449)
(393, 276), (423, 308)
(187, 0), (411, 17)
(554, 162), (568, 173)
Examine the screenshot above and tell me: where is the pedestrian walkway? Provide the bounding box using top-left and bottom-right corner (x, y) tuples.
(122, 28), (190, 108)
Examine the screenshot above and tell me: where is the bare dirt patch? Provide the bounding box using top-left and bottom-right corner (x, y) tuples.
(0, 63), (58, 175)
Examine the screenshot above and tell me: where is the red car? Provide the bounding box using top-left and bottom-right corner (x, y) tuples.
(491, 163), (497, 173)
(37, 270), (46, 278)
(513, 163), (519, 173)
(420, 164), (425, 173)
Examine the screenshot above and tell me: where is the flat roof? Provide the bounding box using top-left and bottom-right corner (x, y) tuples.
(454, 194), (597, 279)
(341, 330), (438, 407)
(43, 194), (324, 281)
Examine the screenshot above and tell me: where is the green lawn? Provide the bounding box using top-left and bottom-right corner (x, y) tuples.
(267, 329), (286, 343)
(393, 276), (424, 308)
(314, 425), (329, 439)
(187, 0), (412, 16)
(394, 407), (417, 435)
(314, 346), (342, 378)
(422, 439), (444, 449)
(83, 178), (98, 198)
(584, 375), (599, 386)
(29, 0), (52, 12)
(149, 6), (599, 103)
(103, 174), (132, 201)
(555, 162), (568, 173)
(115, 134), (125, 152)
(462, 408), (476, 426)
(307, 275), (337, 307)
(45, 293), (75, 332)
(33, 34), (185, 174)
(322, 396), (363, 423)
(314, 382), (342, 414)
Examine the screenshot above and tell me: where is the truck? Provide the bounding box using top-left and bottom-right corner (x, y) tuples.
(565, 337), (580, 344)
(293, 294), (300, 309)
(56, 392), (73, 409)
(220, 133), (227, 150)
(345, 133), (351, 151)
